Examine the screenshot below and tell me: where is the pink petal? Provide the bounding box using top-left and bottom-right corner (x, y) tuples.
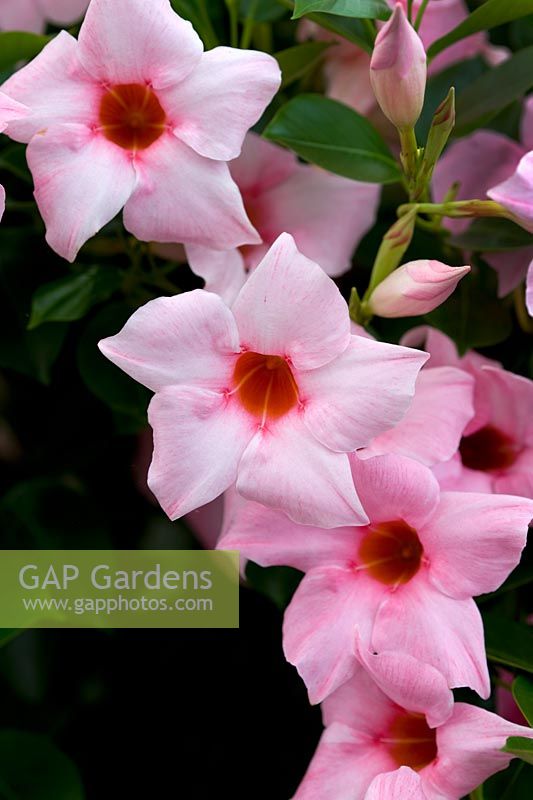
(256, 167), (380, 277)
(423, 703), (533, 799)
(219, 493), (357, 572)
(148, 386), (256, 520)
(488, 151), (533, 234)
(230, 132), (297, 193)
(365, 768), (426, 800)
(0, 92), (29, 133)
(185, 244), (247, 306)
(237, 414), (366, 527)
(432, 454), (496, 493)
(0, 185), (5, 222)
(77, 0), (202, 88)
(425, 492), (533, 599)
(39, 0), (89, 25)
(232, 233), (350, 371)
(0, 31), (100, 143)
(485, 247), (533, 298)
(325, 52), (376, 117)
(355, 641), (454, 728)
(527, 258), (533, 316)
(98, 290), (240, 393)
(301, 337), (428, 452)
(350, 453), (440, 530)
(185, 495), (224, 549)
(372, 574), (490, 698)
(166, 47), (280, 161)
(432, 131), (525, 233)
(284, 566), (385, 703)
(123, 133), (259, 249)
(0, 0), (45, 32)
(473, 365), (533, 444)
(522, 95), (533, 151)
(364, 366), (474, 467)
(294, 723), (395, 800)
(322, 663), (397, 734)
(400, 326), (461, 368)
(27, 124), (136, 262)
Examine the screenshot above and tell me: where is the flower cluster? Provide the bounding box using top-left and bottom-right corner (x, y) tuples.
(0, 0), (532, 797)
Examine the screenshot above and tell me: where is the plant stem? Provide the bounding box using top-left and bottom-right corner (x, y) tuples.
(398, 127), (420, 198)
(407, 0), (413, 23)
(398, 199), (513, 220)
(414, 0), (430, 31)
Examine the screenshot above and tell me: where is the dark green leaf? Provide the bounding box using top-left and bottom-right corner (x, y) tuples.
(509, 14), (533, 49)
(28, 266), (122, 329)
(275, 42), (332, 88)
(77, 303), (149, 428)
(513, 676), (533, 726)
(0, 730), (84, 800)
(280, 0), (372, 49)
(264, 94), (401, 183)
(428, 0), (533, 60)
(240, 0), (287, 22)
(0, 144), (32, 184)
(450, 219), (533, 252)
(503, 736), (533, 765)
(483, 612), (533, 673)
(455, 46), (533, 134)
(482, 760), (533, 800)
(0, 31), (52, 71)
(245, 563), (302, 611)
(292, 0), (390, 20)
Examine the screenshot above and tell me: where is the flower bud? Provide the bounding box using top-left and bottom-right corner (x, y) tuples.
(368, 259), (470, 318)
(370, 4), (427, 130)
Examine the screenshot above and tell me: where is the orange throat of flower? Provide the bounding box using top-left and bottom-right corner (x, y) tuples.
(232, 351), (299, 423)
(382, 711), (437, 772)
(99, 83), (167, 151)
(357, 519), (424, 586)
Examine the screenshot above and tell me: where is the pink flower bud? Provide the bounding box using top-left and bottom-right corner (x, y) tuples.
(370, 4), (427, 129)
(368, 259), (470, 318)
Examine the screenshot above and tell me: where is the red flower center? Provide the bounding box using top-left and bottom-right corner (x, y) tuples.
(99, 83), (166, 151)
(383, 711), (437, 771)
(459, 425), (519, 471)
(358, 520), (423, 586)
(232, 352), (299, 421)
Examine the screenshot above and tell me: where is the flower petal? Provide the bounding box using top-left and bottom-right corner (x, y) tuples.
(488, 151), (533, 234)
(77, 0), (202, 87)
(237, 414), (367, 527)
(123, 133), (258, 249)
(423, 704), (533, 800)
(350, 453), (440, 530)
(322, 663), (397, 734)
(99, 290), (240, 393)
(166, 47), (280, 161)
(230, 132), (297, 193)
(424, 492), (533, 599)
(0, 92), (29, 132)
(365, 768), (426, 800)
(185, 244), (247, 306)
(148, 386), (255, 520)
(364, 366), (475, 467)
(0, 0), (45, 32)
(283, 565), (384, 703)
(301, 336), (428, 452)
(27, 124), (136, 262)
(0, 31), (99, 143)
(232, 233), (350, 371)
(39, 0), (89, 25)
(372, 574), (490, 698)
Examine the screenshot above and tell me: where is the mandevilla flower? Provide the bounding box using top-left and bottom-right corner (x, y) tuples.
(370, 4), (426, 130)
(99, 234), (427, 527)
(221, 452), (533, 703)
(367, 259), (470, 318)
(186, 133), (381, 304)
(0, 92), (29, 223)
(293, 658), (533, 800)
(0, 0), (88, 33)
(0, 0), (281, 261)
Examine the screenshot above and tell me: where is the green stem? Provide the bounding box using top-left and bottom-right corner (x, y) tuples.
(398, 126), (420, 198)
(197, 0), (219, 48)
(225, 0), (239, 48)
(407, 0), (414, 23)
(362, 18), (376, 44)
(398, 199), (513, 220)
(240, 0), (259, 49)
(414, 0), (430, 31)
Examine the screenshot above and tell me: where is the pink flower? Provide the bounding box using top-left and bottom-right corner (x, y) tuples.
(370, 4), (427, 130)
(293, 658), (533, 800)
(221, 452), (533, 703)
(0, 91), (29, 222)
(186, 133), (381, 304)
(0, 0), (88, 33)
(0, 0), (281, 261)
(433, 102), (533, 297)
(403, 326), (533, 497)
(99, 234), (427, 527)
(527, 259), (533, 316)
(367, 259), (470, 318)
(488, 151), (533, 234)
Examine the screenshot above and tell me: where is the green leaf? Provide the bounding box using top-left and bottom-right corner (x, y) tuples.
(450, 219), (533, 252)
(427, 0), (533, 60)
(513, 676), (533, 726)
(277, 0), (372, 50)
(0, 629), (20, 649)
(482, 760), (533, 800)
(483, 612), (533, 673)
(245, 563), (302, 611)
(0, 31), (52, 71)
(275, 42), (332, 88)
(292, 0), (390, 20)
(502, 737), (533, 766)
(28, 266), (122, 329)
(455, 46), (533, 134)
(240, 0), (287, 21)
(0, 730), (84, 800)
(264, 94), (401, 183)
(77, 303), (149, 428)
